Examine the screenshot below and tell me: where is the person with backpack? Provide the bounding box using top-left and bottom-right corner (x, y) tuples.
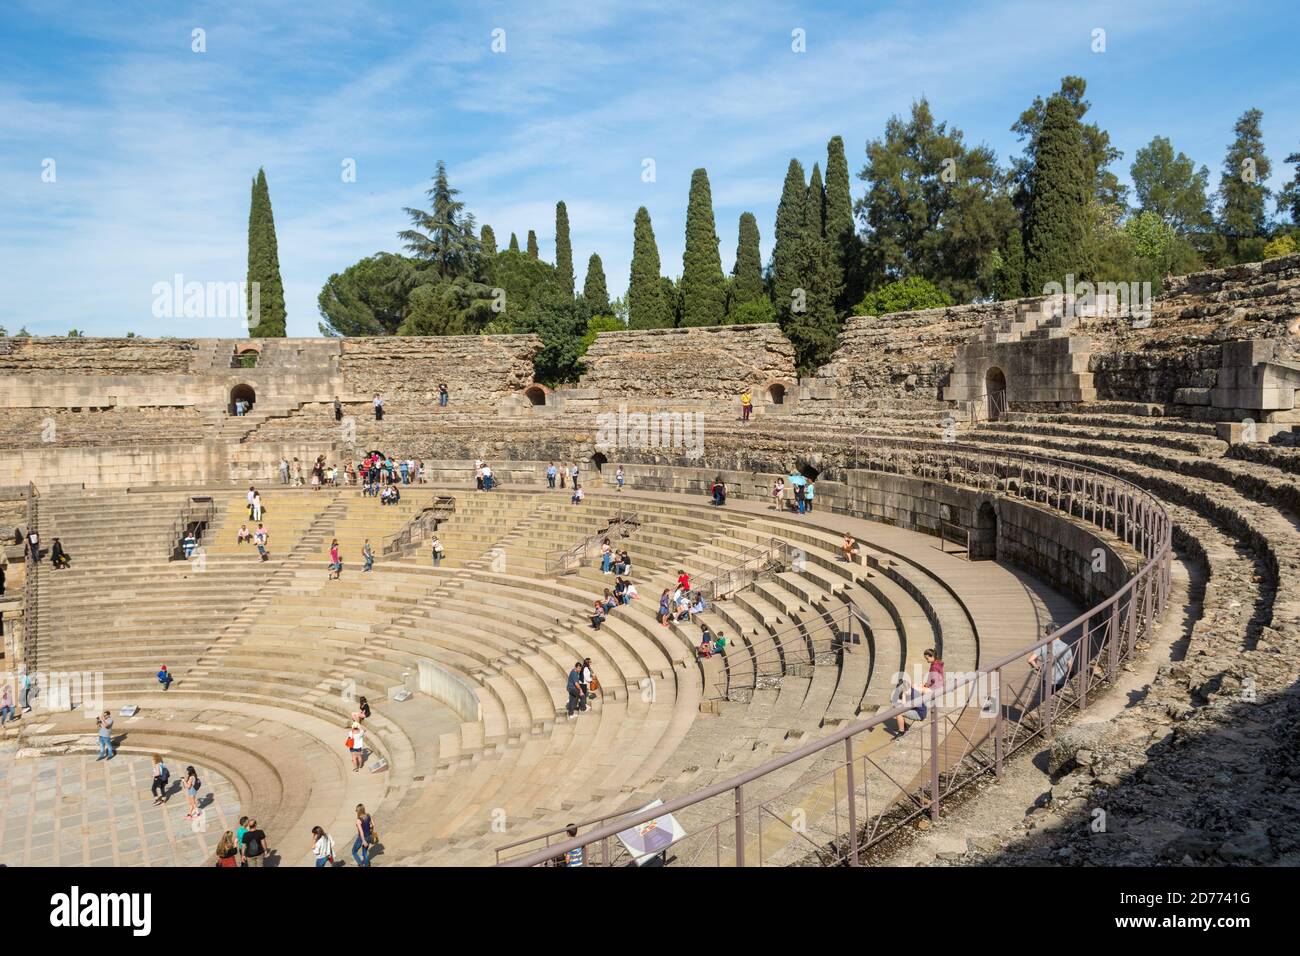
(182, 766), (202, 818)
(311, 826), (335, 867)
(241, 819), (269, 866)
(353, 804), (376, 867)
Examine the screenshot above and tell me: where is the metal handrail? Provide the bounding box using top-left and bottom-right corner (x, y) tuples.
(545, 509), (639, 575)
(695, 536), (792, 602)
(499, 440), (1172, 867)
(168, 496), (215, 560)
(965, 389), (1008, 424)
(938, 520), (971, 558)
(382, 496), (456, 556)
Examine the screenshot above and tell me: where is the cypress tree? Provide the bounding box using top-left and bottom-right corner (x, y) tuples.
(480, 225), (497, 258)
(1023, 94), (1092, 295)
(994, 226), (1027, 300)
(246, 167), (286, 337)
(627, 206), (670, 329)
(527, 230), (540, 259)
(509, 232), (520, 253)
(680, 168), (727, 326)
(730, 212), (764, 310)
(583, 253), (610, 315)
(824, 135), (859, 311)
(783, 193), (841, 373)
(771, 158), (807, 321)
(807, 162), (826, 240)
(555, 201), (575, 298)
(1217, 108), (1272, 261)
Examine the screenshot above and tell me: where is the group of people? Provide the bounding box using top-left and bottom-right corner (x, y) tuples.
(769, 477), (816, 513)
(565, 659), (600, 718)
(657, 571), (708, 629)
(235, 521), (271, 560)
(545, 461), (583, 490)
(17, 528), (72, 568)
(212, 815), (271, 867)
(473, 459), (496, 491)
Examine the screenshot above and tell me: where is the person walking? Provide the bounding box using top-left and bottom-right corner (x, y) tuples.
(795, 481), (806, 514)
(96, 710), (114, 760)
(347, 722), (365, 771)
(19, 669), (32, 711)
(438, 383), (448, 407)
(255, 524), (270, 561)
(215, 831), (241, 867)
(246, 485), (256, 520)
(334, 396), (343, 422)
(311, 826), (335, 867)
(582, 658), (599, 706)
(353, 804), (375, 867)
(27, 528), (40, 562)
(362, 539), (374, 573)
(150, 755), (170, 804)
(182, 766), (201, 818)
(157, 664), (173, 691)
(804, 479), (815, 513)
(546, 462), (557, 489)
(241, 819), (269, 867)
(772, 477), (785, 511)
(373, 394), (384, 421)
(565, 662), (586, 719)
(430, 535), (444, 567)
(328, 539), (342, 580)
(279, 456), (290, 484)
(615, 465), (625, 492)
(740, 388), (753, 423)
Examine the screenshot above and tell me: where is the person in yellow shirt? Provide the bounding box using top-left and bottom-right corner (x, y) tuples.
(741, 389), (753, 423)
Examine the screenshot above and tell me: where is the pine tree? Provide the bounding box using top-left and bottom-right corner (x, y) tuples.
(771, 158), (808, 321)
(1023, 95), (1092, 294)
(480, 225), (498, 258)
(807, 162), (826, 240)
(730, 212), (764, 312)
(399, 160), (480, 279)
(680, 168), (727, 326)
(583, 254), (610, 315)
(509, 232), (520, 253)
(824, 135), (859, 311)
(246, 167), (286, 337)
(554, 201), (574, 298)
(1217, 108), (1272, 261)
(527, 230), (540, 259)
(627, 206), (670, 329)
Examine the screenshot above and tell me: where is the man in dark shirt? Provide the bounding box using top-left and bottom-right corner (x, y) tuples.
(566, 664), (586, 719)
(241, 820), (271, 867)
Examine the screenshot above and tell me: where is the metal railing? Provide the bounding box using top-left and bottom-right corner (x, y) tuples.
(382, 496), (456, 556)
(937, 520), (971, 558)
(695, 536), (795, 602)
(22, 482), (38, 671)
(545, 509), (639, 575)
(965, 389), (1008, 425)
(498, 439), (1172, 867)
(168, 496), (216, 560)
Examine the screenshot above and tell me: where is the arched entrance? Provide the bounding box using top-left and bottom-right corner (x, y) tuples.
(524, 385), (547, 406)
(767, 383), (787, 405)
(797, 463), (820, 481)
(232, 344), (261, 369)
(973, 500), (998, 561)
(984, 367), (1007, 421)
(591, 452), (608, 472)
(229, 384), (256, 416)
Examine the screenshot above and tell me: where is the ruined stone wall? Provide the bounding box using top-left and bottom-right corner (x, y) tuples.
(338, 334), (542, 409)
(577, 325), (797, 403)
(0, 407), (204, 449)
(0, 337), (200, 374)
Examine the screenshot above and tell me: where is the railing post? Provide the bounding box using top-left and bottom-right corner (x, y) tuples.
(929, 709), (941, 821)
(845, 737), (859, 866)
(993, 667), (1004, 779)
(1042, 640), (1054, 741)
(1108, 602), (1120, 679)
(1078, 622), (1091, 710)
(734, 785), (746, 867)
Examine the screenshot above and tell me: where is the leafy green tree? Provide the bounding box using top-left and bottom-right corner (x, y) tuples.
(397, 276), (497, 336)
(856, 99), (1018, 301)
(1130, 136), (1212, 234)
(1278, 146), (1300, 226)
(729, 212), (765, 314)
(854, 276), (953, 315)
(246, 167), (287, 337)
(730, 297), (777, 325)
(509, 232), (520, 253)
(824, 135), (861, 311)
(399, 160), (479, 279)
(1217, 108), (1273, 262)
(511, 286), (586, 384)
(317, 252), (414, 336)
(1010, 76), (1125, 210)
(771, 158), (807, 321)
(627, 206), (670, 329)
(680, 168), (727, 326)
(991, 227), (1026, 300)
(15, 326), (30, 337)
(554, 201), (574, 298)
(579, 314), (625, 354)
(67, 329), (84, 337)
(1023, 94), (1092, 294)
(527, 230), (540, 259)
(1263, 234), (1297, 259)
(491, 249), (562, 324)
(582, 253), (610, 316)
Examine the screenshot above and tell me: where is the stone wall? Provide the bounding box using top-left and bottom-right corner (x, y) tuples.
(0, 337), (200, 374)
(338, 334), (542, 409)
(577, 325), (797, 404)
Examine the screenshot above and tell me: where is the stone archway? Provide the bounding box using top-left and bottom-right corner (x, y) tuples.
(229, 384), (256, 416)
(524, 385), (548, 406)
(767, 382), (787, 405)
(984, 366), (1007, 421)
(592, 451), (608, 472)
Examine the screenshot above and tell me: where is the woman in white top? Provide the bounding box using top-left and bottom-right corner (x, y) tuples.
(311, 826), (334, 867)
(348, 722), (365, 772)
(252, 493), (262, 522)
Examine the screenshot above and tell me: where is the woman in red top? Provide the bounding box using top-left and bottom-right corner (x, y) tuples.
(677, 569), (690, 592)
(922, 648), (945, 692)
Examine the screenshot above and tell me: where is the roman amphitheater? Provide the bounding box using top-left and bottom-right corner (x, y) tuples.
(2, 255), (1299, 868)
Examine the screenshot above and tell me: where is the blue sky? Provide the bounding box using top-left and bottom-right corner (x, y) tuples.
(1, 0), (1297, 337)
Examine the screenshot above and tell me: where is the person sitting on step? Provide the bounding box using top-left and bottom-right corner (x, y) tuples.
(237, 524), (251, 545)
(157, 665), (173, 691)
(841, 533), (860, 563)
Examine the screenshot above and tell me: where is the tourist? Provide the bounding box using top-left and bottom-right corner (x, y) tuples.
(353, 804), (376, 867)
(563, 825), (585, 867)
(740, 388), (753, 423)
(236, 523), (251, 545)
(416, 460), (425, 483)
(279, 456), (290, 484)
(150, 755), (170, 804)
(311, 826), (335, 867)
(246, 485), (256, 520)
(215, 831), (240, 867)
(400, 459), (409, 484)
(96, 710), (114, 760)
(28, 528), (40, 562)
(615, 465), (625, 492)
(182, 766), (202, 818)
(0, 685), (13, 728)
(293, 458), (303, 485)
(658, 589), (672, 626)
(19, 669), (32, 711)
(571, 484), (584, 505)
(334, 396), (343, 422)
(482, 463), (494, 490)
(1028, 629), (1076, 693)
(546, 462), (557, 488)
(841, 533), (860, 563)
(922, 648), (945, 693)
(804, 479), (815, 513)
(711, 478), (727, 507)
(558, 466), (565, 490)
(613, 577), (628, 605)
(0, 561), (5, 597)
(675, 590), (691, 622)
(689, 591), (707, 622)
(329, 538), (342, 580)
(438, 383), (449, 407)
(475, 459), (484, 491)
(430, 535), (445, 567)
(600, 538), (613, 574)
(712, 631), (727, 655)
(566, 663), (586, 719)
(590, 598), (606, 630)
(677, 569), (691, 592)
(570, 463), (580, 487)
(254, 524), (270, 561)
(182, 530), (197, 559)
(794, 482), (806, 514)
(373, 394), (384, 421)
(624, 580), (639, 602)
(890, 674), (926, 736)
(356, 696), (372, 721)
(618, 550), (632, 576)
(772, 477), (785, 510)
(348, 721), (365, 771)
(612, 551), (627, 576)
(157, 664), (173, 691)
(602, 588), (617, 613)
(697, 634), (713, 659)
(583, 658), (599, 703)
(50, 537), (70, 569)
(241, 819), (269, 867)
(236, 816), (249, 856)
(362, 539), (374, 573)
